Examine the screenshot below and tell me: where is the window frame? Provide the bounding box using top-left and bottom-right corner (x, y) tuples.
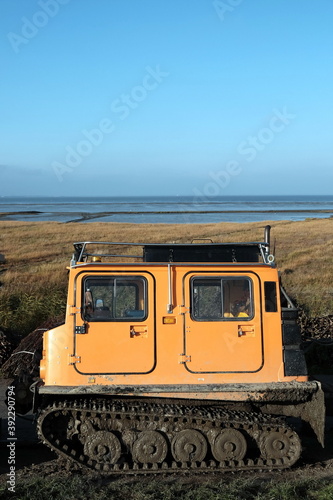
(82, 275), (148, 322)
(190, 276), (254, 322)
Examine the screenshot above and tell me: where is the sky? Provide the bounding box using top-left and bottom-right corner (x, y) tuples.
(1, 0), (333, 197)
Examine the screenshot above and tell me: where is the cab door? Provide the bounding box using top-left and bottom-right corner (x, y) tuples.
(73, 272), (155, 374)
(183, 272), (263, 373)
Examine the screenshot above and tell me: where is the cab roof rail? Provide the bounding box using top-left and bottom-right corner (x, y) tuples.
(71, 226), (274, 266)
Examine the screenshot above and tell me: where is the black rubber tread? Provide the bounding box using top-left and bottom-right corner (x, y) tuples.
(37, 397), (302, 474)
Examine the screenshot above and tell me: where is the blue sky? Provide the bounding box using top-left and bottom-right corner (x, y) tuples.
(1, 0), (333, 196)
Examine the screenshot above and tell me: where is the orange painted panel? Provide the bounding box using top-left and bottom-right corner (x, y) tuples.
(183, 272), (263, 373)
(40, 262), (306, 388)
(74, 272), (156, 374)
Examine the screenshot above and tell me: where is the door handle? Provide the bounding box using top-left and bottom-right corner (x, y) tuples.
(130, 325), (148, 338)
(238, 325), (255, 337)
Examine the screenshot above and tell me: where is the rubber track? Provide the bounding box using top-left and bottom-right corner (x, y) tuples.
(37, 397), (302, 474)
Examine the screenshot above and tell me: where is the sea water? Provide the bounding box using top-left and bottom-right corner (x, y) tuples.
(1, 195), (333, 224)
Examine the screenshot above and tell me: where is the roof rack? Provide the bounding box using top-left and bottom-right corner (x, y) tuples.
(71, 226), (274, 266)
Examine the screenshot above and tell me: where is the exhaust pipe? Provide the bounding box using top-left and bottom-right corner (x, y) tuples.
(264, 225), (271, 253)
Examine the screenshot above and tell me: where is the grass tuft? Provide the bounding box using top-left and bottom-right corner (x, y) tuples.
(2, 475), (333, 500)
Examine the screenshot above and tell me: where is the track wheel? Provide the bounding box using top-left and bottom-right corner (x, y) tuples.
(258, 429), (301, 461)
(132, 431), (168, 464)
(212, 428), (247, 461)
(84, 430), (121, 464)
(171, 429), (207, 462)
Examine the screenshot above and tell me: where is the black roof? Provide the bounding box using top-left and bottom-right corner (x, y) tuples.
(143, 244), (261, 263)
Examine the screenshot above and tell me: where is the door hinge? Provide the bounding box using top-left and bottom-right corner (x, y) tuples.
(179, 353), (191, 364)
(69, 355), (81, 365)
(70, 305), (81, 316)
(178, 305), (189, 315)
(75, 324), (87, 334)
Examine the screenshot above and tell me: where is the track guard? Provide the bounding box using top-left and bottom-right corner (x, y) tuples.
(299, 384), (325, 447)
(262, 382), (325, 447)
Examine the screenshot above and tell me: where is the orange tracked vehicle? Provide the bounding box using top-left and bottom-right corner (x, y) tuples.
(35, 226), (325, 473)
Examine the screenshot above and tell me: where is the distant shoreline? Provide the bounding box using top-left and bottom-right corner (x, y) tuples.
(0, 208), (333, 224)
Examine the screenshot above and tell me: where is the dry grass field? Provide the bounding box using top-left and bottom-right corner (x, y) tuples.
(1, 217), (333, 499)
(0, 217), (333, 337)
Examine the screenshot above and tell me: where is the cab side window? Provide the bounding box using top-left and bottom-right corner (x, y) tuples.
(191, 277), (252, 321)
(83, 276), (146, 321)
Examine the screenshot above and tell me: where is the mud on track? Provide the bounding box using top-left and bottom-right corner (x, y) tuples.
(1, 377), (333, 489)
(0, 423), (333, 491)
